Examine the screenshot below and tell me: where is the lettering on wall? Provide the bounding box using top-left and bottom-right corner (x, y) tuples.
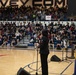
(0, 0), (68, 8)
(33, 0), (68, 7)
(0, 0), (8, 7)
(44, 0), (53, 7)
(33, 0), (42, 6)
(10, 0), (18, 7)
(20, 0), (29, 6)
(55, 0), (65, 8)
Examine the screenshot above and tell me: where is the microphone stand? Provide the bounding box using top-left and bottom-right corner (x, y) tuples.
(62, 47), (64, 61)
(65, 48), (68, 60)
(36, 47), (39, 75)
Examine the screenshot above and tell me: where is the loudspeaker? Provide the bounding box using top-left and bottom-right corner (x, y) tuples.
(50, 55), (61, 62)
(17, 67), (31, 75)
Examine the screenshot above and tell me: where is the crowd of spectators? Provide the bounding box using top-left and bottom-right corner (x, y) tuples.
(0, 5), (75, 21)
(0, 22), (25, 47)
(0, 5), (76, 48)
(0, 21), (76, 49)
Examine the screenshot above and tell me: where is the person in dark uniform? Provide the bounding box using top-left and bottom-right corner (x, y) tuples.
(39, 29), (49, 75)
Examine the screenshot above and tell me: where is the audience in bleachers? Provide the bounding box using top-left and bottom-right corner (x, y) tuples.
(0, 5), (76, 49)
(0, 21), (76, 49)
(0, 6), (75, 21)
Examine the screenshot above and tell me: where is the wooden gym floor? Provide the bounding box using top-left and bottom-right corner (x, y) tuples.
(0, 47), (76, 75)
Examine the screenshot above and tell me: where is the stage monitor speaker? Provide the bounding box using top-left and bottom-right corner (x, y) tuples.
(50, 55), (61, 62)
(17, 67), (31, 75)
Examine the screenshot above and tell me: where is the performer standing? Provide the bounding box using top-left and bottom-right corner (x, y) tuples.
(38, 29), (49, 75)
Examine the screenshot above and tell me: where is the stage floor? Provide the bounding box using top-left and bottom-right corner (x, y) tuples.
(0, 47), (76, 75)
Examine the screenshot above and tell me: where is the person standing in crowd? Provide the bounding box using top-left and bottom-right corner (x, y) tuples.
(38, 29), (49, 75)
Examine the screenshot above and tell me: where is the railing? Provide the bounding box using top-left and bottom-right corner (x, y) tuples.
(0, 21), (76, 26)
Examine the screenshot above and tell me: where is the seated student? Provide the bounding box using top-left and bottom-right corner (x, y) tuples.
(11, 38), (17, 46)
(0, 35), (3, 46)
(56, 37), (61, 50)
(6, 35), (13, 47)
(62, 38), (68, 50)
(1, 35), (8, 47)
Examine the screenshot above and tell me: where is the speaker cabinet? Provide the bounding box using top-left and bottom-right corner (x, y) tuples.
(50, 55), (61, 62)
(17, 67), (31, 75)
